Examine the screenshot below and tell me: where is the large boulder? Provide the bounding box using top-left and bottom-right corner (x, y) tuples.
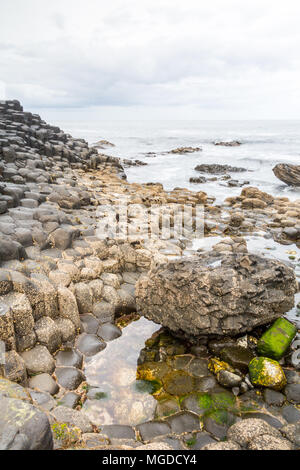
(0, 378), (53, 450)
(136, 253), (297, 338)
(273, 163), (300, 186)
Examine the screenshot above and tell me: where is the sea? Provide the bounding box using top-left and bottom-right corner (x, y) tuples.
(53, 119), (300, 204)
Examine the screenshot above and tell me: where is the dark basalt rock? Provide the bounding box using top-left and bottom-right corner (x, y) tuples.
(167, 147), (202, 154)
(273, 163), (300, 187)
(194, 164), (247, 174)
(136, 252), (297, 338)
(55, 366), (85, 390)
(214, 141), (242, 147)
(0, 395), (53, 450)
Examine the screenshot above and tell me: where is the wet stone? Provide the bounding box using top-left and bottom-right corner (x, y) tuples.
(55, 367), (85, 390)
(29, 390), (56, 411)
(284, 383), (300, 404)
(188, 358), (210, 377)
(283, 369), (300, 385)
(184, 431), (217, 450)
(184, 393), (207, 412)
(217, 370), (242, 388)
(28, 373), (59, 396)
(203, 414), (231, 440)
(168, 355), (193, 371)
(57, 392), (81, 409)
(242, 411), (283, 429)
(193, 376), (217, 392)
(281, 405), (300, 424)
(136, 421), (171, 441)
(100, 425), (135, 440)
(220, 346), (254, 373)
(155, 398), (180, 418)
(55, 348), (83, 369)
(151, 435), (184, 450)
(75, 333), (106, 357)
(162, 370), (194, 395)
(166, 411), (201, 434)
(97, 323), (122, 342)
(263, 388), (286, 407)
(80, 314), (99, 334)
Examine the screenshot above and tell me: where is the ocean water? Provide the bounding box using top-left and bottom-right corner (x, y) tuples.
(55, 119), (300, 204)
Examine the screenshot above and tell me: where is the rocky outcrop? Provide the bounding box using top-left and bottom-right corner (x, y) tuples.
(194, 164), (247, 174)
(136, 253), (297, 338)
(214, 141), (242, 147)
(273, 163), (300, 187)
(167, 147), (202, 154)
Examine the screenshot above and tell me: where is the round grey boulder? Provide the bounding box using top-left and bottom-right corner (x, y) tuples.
(55, 367), (85, 390)
(0, 396), (53, 450)
(29, 373), (59, 396)
(75, 333), (106, 357)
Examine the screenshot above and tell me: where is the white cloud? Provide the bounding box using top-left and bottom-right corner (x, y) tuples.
(0, 0), (299, 118)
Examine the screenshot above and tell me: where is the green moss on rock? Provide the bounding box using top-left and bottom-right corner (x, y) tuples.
(249, 357), (287, 391)
(257, 318), (297, 360)
(197, 392), (213, 411)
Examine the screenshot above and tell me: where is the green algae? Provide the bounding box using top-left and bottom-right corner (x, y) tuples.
(135, 379), (162, 395)
(257, 318), (297, 360)
(197, 392), (213, 411)
(211, 391), (237, 411)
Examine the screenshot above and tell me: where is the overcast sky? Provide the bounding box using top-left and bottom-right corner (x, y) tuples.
(0, 0), (300, 120)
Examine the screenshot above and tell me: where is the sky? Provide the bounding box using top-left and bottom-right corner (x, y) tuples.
(0, 0), (300, 120)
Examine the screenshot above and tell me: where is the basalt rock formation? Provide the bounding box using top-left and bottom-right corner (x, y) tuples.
(214, 141), (242, 147)
(273, 163), (300, 187)
(136, 252), (297, 338)
(194, 164), (247, 174)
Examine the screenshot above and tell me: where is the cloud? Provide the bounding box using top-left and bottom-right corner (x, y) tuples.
(0, 0), (299, 118)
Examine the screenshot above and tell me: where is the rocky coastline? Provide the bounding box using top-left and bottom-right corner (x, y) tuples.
(0, 100), (299, 451)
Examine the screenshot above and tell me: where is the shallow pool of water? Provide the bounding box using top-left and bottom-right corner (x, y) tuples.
(83, 317), (161, 426)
